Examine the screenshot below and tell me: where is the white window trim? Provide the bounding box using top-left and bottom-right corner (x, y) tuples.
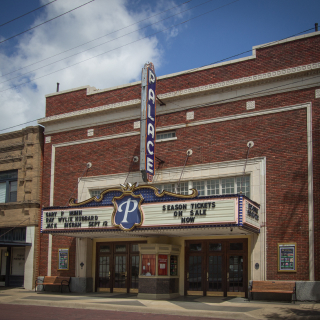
(156, 137), (177, 143)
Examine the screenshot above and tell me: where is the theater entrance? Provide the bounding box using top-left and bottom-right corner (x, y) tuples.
(185, 239), (248, 297)
(96, 242), (144, 293)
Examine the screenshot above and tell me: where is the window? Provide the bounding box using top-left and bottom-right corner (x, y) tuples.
(141, 254), (156, 276)
(90, 189), (104, 198)
(156, 131), (176, 141)
(154, 175), (250, 198)
(0, 170), (18, 203)
(0, 227), (26, 242)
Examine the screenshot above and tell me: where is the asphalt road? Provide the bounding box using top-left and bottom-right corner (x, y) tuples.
(1, 304), (234, 320)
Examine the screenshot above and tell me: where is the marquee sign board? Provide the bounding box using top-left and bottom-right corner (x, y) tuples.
(41, 183), (260, 233)
(140, 63), (156, 182)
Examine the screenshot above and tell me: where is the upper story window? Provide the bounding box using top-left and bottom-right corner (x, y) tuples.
(90, 189), (103, 198)
(156, 131), (176, 142)
(89, 176), (251, 200)
(154, 175), (250, 198)
(0, 170), (18, 203)
(0, 227), (26, 242)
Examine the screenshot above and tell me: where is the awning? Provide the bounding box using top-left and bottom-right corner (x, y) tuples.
(0, 241), (32, 247)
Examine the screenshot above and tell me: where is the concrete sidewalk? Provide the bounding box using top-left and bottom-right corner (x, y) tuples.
(0, 287), (319, 320)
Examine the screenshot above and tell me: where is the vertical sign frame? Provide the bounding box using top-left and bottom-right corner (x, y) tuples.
(58, 248), (69, 271)
(140, 63), (157, 182)
(278, 243), (297, 272)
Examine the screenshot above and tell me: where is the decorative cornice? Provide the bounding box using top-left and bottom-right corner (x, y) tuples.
(39, 62), (320, 126)
(157, 62), (320, 100)
(69, 183), (198, 207)
(39, 98), (141, 124)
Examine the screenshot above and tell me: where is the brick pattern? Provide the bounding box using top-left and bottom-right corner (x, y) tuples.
(40, 35), (320, 281)
(45, 35), (320, 117)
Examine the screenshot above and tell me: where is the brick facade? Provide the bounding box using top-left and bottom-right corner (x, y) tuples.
(39, 32), (320, 284)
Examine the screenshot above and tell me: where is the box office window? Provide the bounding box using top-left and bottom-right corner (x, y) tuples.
(141, 254), (156, 276)
(0, 170), (18, 203)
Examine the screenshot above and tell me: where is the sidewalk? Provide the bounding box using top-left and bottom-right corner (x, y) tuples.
(0, 287), (319, 320)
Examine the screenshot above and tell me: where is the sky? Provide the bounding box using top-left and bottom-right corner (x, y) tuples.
(0, 0), (319, 133)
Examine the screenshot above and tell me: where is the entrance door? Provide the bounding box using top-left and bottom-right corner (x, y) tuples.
(207, 242), (225, 296)
(186, 242), (203, 295)
(185, 239), (247, 297)
(113, 244), (127, 293)
(96, 242), (144, 293)
(97, 244), (112, 291)
(227, 241), (247, 297)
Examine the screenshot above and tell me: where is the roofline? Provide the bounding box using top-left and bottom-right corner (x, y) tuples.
(45, 31), (320, 98)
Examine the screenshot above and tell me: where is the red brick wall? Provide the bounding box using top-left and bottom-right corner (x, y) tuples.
(45, 34), (320, 117)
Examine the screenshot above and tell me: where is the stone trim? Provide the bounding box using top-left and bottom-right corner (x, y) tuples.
(38, 62), (320, 125)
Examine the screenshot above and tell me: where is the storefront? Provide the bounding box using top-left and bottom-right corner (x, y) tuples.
(0, 228), (32, 287)
(41, 183), (259, 297)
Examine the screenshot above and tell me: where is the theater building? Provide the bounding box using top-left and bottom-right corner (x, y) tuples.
(37, 31), (320, 298)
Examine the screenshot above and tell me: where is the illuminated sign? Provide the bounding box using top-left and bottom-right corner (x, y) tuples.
(41, 184), (260, 234)
(140, 63), (156, 182)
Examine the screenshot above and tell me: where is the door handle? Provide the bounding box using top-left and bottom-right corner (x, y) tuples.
(125, 271), (127, 277)
(108, 271), (110, 277)
(187, 272), (189, 280)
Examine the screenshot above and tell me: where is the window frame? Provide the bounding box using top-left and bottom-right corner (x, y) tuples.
(154, 175), (250, 198)
(0, 170), (18, 203)
(155, 131), (177, 143)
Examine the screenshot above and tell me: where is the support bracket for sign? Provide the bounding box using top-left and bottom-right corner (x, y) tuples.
(156, 96), (166, 106)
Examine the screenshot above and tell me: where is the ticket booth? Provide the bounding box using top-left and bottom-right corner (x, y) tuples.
(138, 243), (181, 299)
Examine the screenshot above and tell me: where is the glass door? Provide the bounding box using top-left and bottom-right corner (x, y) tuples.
(186, 242), (203, 295)
(97, 244), (112, 292)
(227, 241), (247, 297)
(113, 244), (127, 293)
(185, 239), (248, 297)
(96, 241), (145, 293)
(130, 243), (139, 293)
(206, 242), (224, 296)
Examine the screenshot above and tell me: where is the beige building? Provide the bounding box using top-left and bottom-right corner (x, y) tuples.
(0, 126), (43, 289)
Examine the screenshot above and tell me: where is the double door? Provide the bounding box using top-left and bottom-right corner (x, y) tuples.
(96, 242), (142, 293)
(185, 239), (248, 297)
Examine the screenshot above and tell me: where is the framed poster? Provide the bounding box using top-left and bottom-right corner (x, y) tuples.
(58, 248), (69, 270)
(158, 254), (168, 276)
(278, 243), (296, 272)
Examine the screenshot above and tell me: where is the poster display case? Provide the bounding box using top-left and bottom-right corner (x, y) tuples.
(278, 243), (296, 272)
(58, 248), (69, 270)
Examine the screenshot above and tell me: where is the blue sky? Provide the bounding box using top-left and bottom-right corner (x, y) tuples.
(0, 0), (319, 132)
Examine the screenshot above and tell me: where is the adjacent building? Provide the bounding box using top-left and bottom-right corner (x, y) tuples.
(0, 126), (43, 289)
(37, 31), (320, 298)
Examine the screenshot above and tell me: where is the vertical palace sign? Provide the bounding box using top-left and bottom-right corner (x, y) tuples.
(140, 63), (156, 182)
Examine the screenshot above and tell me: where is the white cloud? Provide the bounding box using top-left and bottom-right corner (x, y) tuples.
(0, 0), (187, 133)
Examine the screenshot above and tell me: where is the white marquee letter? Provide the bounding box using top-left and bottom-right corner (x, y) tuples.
(148, 104), (154, 121)
(147, 158), (154, 174)
(147, 141), (154, 155)
(149, 70), (155, 83)
(118, 198), (138, 223)
(147, 123), (154, 138)
(148, 89), (155, 104)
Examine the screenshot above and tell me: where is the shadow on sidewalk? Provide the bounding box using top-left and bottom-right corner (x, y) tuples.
(265, 308), (320, 320)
